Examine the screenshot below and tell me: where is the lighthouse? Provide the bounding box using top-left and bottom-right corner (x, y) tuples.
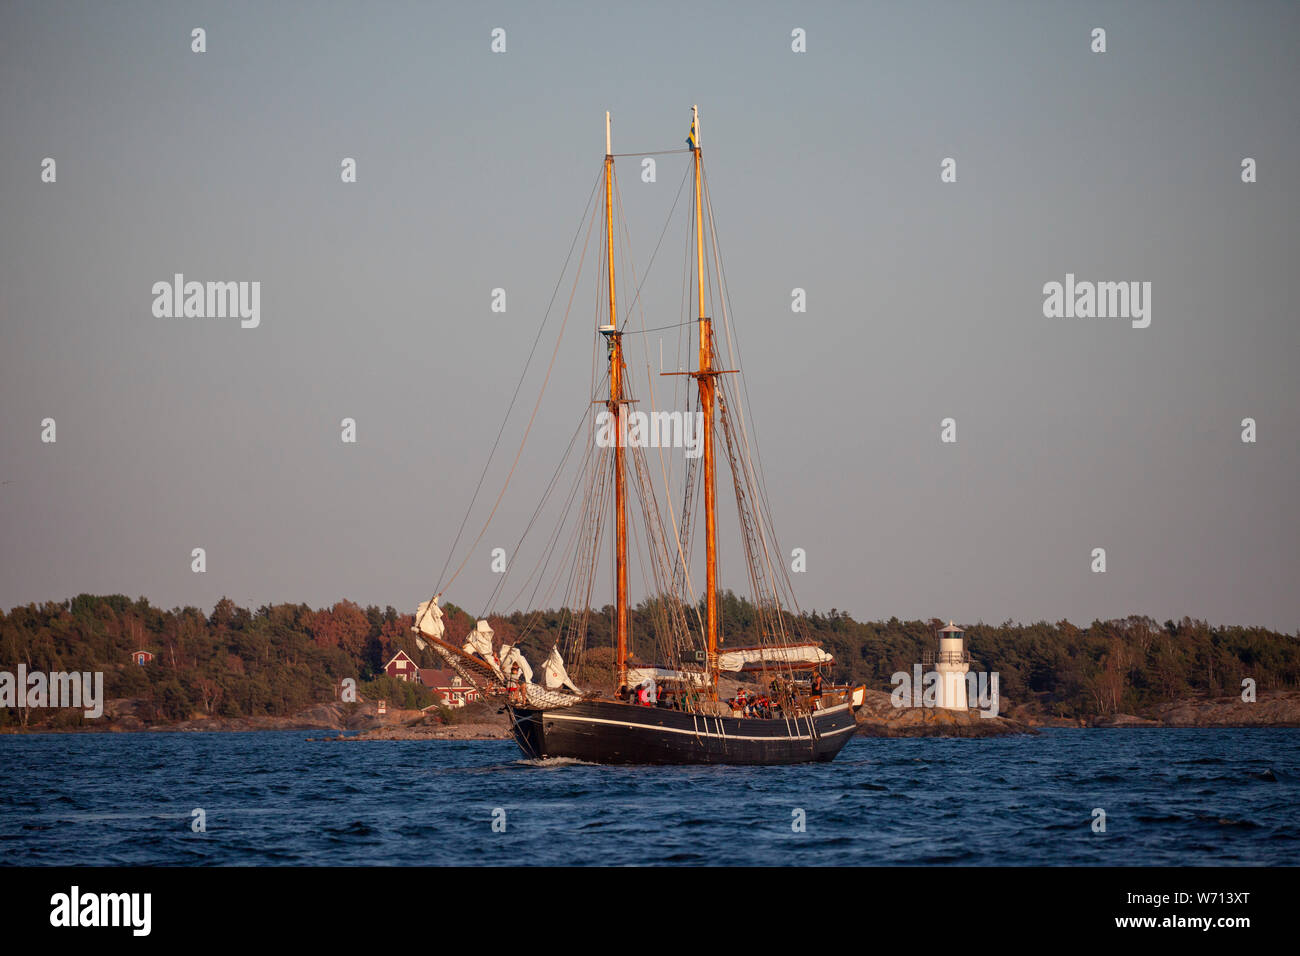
(935, 621), (970, 710)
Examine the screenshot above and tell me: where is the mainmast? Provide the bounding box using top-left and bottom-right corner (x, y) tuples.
(603, 111), (630, 692)
(691, 105), (721, 698)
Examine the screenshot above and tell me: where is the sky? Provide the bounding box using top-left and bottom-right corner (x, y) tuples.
(1, 0), (1297, 631)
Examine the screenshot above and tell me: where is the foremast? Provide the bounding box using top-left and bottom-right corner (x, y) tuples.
(603, 111), (630, 692)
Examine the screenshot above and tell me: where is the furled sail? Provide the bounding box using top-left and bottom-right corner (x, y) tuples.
(627, 666), (708, 686)
(412, 595), (446, 650)
(463, 619), (497, 673)
(541, 645), (581, 695)
(406, 605), (583, 709)
(717, 643), (832, 672)
(499, 643), (533, 683)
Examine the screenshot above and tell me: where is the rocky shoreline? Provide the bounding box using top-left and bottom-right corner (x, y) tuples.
(314, 722), (511, 742)
(1091, 691), (1300, 728)
(851, 690), (1035, 737)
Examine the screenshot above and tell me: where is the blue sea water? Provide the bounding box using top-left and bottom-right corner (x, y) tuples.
(0, 729), (1295, 866)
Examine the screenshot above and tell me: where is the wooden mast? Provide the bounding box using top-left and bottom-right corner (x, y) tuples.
(605, 111), (629, 692)
(692, 105), (720, 698)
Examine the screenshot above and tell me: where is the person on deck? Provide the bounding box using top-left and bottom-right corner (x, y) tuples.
(810, 671), (824, 711)
(509, 662), (525, 705)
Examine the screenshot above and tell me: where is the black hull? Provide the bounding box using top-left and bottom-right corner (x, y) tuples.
(506, 698), (857, 765)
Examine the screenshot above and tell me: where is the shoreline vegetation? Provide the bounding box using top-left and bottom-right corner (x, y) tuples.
(3, 593), (1298, 737)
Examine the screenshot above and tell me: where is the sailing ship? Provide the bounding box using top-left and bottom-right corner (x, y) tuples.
(412, 108), (864, 765)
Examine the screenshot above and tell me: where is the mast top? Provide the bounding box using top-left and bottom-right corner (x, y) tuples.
(606, 110), (611, 156)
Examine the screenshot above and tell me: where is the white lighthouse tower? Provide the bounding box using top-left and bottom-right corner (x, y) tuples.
(935, 621), (970, 710)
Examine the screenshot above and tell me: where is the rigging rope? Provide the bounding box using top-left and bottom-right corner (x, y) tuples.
(609, 148), (691, 157)
(617, 162), (691, 333)
(430, 167), (603, 605)
(432, 168), (603, 598)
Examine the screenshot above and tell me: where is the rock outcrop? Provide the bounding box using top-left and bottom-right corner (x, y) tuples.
(1090, 713), (1161, 728)
(853, 689), (1035, 737)
(328, 721), (510, 741)
(1147, 691), (1300, 727)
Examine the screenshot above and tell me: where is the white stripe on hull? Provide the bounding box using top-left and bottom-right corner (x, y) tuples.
(541, 703), (855, 743)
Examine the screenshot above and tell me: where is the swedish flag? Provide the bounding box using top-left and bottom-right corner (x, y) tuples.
(686, 116), (698, 150)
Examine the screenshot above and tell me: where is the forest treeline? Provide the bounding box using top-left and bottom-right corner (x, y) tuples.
(1, 591), (1296, 728)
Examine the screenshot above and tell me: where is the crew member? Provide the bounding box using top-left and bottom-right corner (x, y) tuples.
(509, 662), (525, 705)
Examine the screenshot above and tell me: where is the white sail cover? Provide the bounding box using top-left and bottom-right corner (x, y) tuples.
(628, 666), (707, 686)
(463, 620), (499, 675)
(717, 643), (832, 672)
(498, 643), (533, 684)
(540, 645), (581, 694)
(412, 596), (446, 648)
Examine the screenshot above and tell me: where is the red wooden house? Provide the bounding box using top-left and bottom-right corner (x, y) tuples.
(383, 650), (419, 682)
(419, 668), (479, 708)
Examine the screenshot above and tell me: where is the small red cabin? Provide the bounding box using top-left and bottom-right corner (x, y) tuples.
(383, 650), (418, 681)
